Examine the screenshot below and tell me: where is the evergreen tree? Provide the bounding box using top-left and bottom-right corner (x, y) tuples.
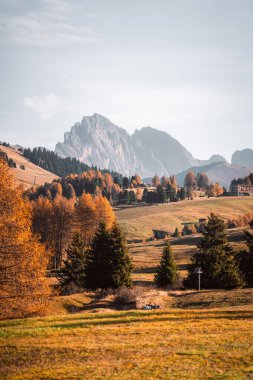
(109, 222), (133, 287)
(155, 243), (177, 287)
(58, 233), (88, 288)
(142, 188), (148, 202)
(122, 177), (130, 189)
(66, 183), (76, 199)
(172, 227), (180, 238)
(166, 182), (177, 202)
(237, 220), (253, 287)
(184, 213), (244, 290)
(157, 185), (167, 203)
(179, 187), (186, 200)
(85, 222), (133, 289)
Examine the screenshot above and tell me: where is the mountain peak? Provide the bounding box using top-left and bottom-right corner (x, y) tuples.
(55, 114), (226, 177)
(231, 148), (253, 169)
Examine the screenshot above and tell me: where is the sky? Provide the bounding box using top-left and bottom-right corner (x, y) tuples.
(0, 0), (253, 162)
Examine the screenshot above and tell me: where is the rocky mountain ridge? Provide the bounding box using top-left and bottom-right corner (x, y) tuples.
(55, 114), (227, 177)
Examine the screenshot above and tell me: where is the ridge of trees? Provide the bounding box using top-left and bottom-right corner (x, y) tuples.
(230, 173), (253, 187)
(23, 147), (124, 181)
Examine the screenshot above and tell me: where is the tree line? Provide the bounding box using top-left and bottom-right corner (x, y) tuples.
(230, 173), (253, 187)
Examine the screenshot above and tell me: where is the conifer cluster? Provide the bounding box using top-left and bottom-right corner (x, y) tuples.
(60, 222), (133, 290)
(184, 213), (244, 289)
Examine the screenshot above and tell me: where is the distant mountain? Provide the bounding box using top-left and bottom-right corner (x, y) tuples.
(231, 149), (253, 169)
(176, 162), (252, 188)
(197, 154), (226, 166)
(56, 114), (225, 177)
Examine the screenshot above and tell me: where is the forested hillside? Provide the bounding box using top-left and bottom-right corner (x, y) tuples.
(23, 147), (91, 177)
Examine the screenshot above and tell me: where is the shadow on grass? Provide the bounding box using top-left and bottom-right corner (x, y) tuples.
(133, 267), (156, 274)
(50, 309), (253, 329)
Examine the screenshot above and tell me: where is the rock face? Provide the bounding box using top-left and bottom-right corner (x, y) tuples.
(55, 113), (225, 177)
(231, 149), (253, 169)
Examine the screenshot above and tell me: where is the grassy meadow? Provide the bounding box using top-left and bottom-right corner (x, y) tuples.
(129, 227), (246, 285)
(116, 197), (253, 240)
(0, 146), (57, 189)
(1, 296), (253, 380)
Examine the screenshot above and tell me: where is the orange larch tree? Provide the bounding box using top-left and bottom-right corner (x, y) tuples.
(0, 159), (51, 318)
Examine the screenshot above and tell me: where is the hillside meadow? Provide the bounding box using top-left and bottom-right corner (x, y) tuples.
(0, 146), (57, 189)
(1, 289), (253, 380)
(129, 227), (246, 285)
(116, 197), (253, 240)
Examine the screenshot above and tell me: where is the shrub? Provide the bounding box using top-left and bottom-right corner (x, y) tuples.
(114, 286), (145, 309)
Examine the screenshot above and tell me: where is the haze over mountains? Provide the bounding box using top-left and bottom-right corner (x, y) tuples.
(176, 162), (252, 188)
(232, 149), (253, 169)
(56, 113), (229, 178)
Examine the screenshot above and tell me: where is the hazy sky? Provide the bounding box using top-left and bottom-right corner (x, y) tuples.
(0, 0), (253, 161)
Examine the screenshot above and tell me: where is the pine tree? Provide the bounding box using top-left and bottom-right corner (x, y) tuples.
(155, 243), (177, 287)
(172, 227), (180, 237)
(179, 187), (186, 200)
(58, 233), (88, 288)
(184, 213), (244, 290)
(237, 221), (253, 287)
(66, 183), (76, 200)
(85, 222), (133, 289)
(109, 222), (133, 287)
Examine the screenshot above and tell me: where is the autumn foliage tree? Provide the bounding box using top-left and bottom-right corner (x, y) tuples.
(31, 192), (116, 269)
(184, 172), (197, 199)
(209, 182), (223, 197)
(0, 159), (50, 318)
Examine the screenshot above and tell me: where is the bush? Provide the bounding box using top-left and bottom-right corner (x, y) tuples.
(227, 212), (253, 228)
(114, 286), (145, 309)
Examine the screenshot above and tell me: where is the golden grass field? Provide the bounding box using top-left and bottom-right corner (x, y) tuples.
(0, 146), (57, 189)
(129, 227), (247, 285)
(1, 289), (253, 380)
(116, 197), (253, 240)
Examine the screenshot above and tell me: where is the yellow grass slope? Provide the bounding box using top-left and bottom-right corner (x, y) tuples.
(116, 197), (253, 239)
(0, 146), (57, 189)
(0, 291), (253, 380)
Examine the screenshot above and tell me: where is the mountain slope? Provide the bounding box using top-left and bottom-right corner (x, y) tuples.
(56, 114), (225, 177)
(0, 146), (58, 189)
(176, 162), (252, 188)
(231, 149), (253, 169)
